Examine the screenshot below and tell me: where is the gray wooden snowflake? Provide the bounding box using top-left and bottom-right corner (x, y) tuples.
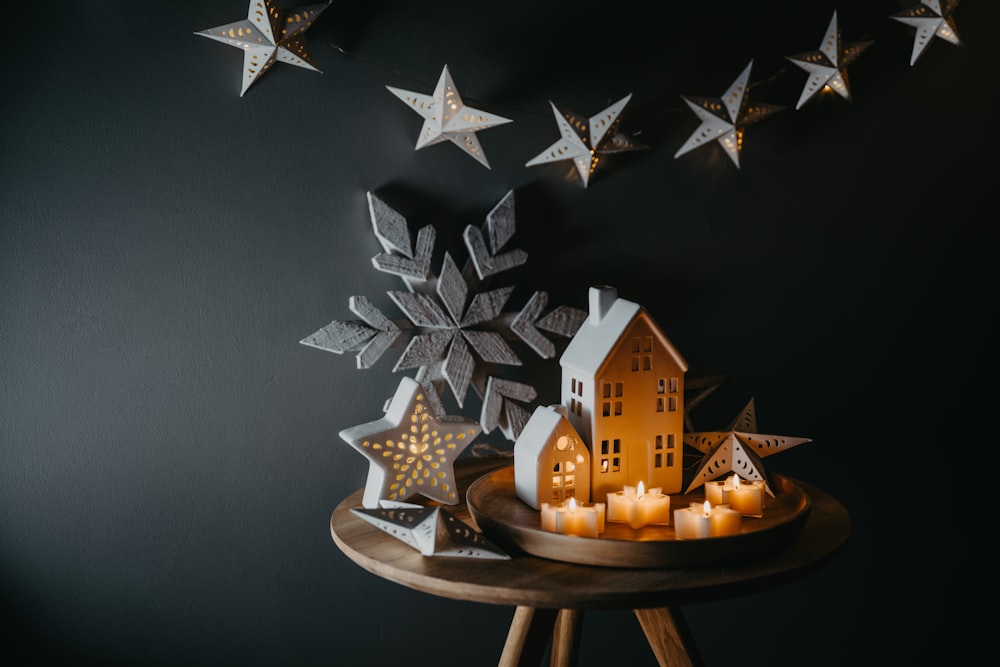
(301, 189), (587, 441)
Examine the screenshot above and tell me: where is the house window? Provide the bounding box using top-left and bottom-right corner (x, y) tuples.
(631, 337), (640, 353)
(614, 401), (622, 416)
(575, 401), (582, 416)
(669, 396), (677, 412)
(655, 453), (662, 468)
(613, 439), (621, 454)
(642, 355), (652, 371)
(602, 402), (611, 417)
(669, 377), (678, 393)
(612, 457), (620, 472)
(656, 397), (664, 412)
(602, 382), (611, 399)
(600, 458), (609, 473)
(667, 452), (675, 467)
(643, 336), (652, 352)
(600, 440), (609, 455)
(667, 433), (675, 448)
(571, 378), (577, 394)
(631, 357), (639, 372)
(655, 435), (663, 450)
(570, 398), (578, 414)
(614, 382), (623, 397)
(657, 378), (665, 394)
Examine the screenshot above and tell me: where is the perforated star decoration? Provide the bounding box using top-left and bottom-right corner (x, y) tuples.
(683, 398), (811, 496)
(339, 376), (481, 509)
(525, 94), (647, 187)
(786, 11), (873, 110)
(891, 0), (962, 66)
(195, 1), (330, 97)
(351, 501), (509, 559)
(386, 65), (513, 168)
(674, 60), (784, 169)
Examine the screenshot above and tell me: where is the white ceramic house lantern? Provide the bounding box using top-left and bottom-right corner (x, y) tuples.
(514, 404), (591, 510)
(560, 286), (688, 501)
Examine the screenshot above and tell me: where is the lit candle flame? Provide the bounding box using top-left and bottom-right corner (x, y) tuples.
(567, 496), (577, 511)
(637, 480), (645, 499)
(733, 475), (741, 490)
(703, 500), (711, 515)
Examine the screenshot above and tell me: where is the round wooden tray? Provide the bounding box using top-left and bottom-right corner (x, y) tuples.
(466, 465), (812, 568)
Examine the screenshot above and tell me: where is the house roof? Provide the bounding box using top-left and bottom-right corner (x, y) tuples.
(560, 288), (688, 377)
(514, 404), (573, 458)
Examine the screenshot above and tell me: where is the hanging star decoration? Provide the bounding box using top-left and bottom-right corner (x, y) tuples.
(386, 65), (513, 168)
(674, 60), (784, 169)
(195, 1), (330, 97)
(339, 376), (481, 509)
(351, 501), (509, 559)
(786, 10), (873, 110)
(891, 0), (963, 66)
(683, 397), (811, 496)
(525, 94), (647, 187)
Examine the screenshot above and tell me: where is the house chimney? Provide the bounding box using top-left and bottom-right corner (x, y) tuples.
(588, 285), (617, 325)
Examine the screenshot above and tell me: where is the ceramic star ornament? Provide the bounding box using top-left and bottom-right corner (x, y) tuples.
(891, 0), (962, 66)
(351, 501), (509, 559)
(195, 1), (330, 97)
(683, 398), (811, 496)
(386, 65), (512, 168)
(339, 376), (481, 509)
(525, 94), (647, 187)
(786, 11), (873, 110)
(674, 61), (784, 169)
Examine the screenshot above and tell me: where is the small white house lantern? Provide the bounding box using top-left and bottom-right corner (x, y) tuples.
(514, 404), (591, 510)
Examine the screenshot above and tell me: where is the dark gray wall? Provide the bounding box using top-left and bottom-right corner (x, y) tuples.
(2, 1), (990, 664)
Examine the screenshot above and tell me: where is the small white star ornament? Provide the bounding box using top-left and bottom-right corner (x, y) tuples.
(351, 501), (510, 559)
(339, 376), (481, 509)
(386, 65), (512, 168)
(525, 94), (647, 187)
(683, 398), (811, 496)
(674, 60), (784, 169)
(891, 0), (962, 66)
(786, 11), (873, 110)
(195, 0), (331, 97)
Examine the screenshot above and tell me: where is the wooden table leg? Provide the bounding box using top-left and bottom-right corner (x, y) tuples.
(549, 609), (583, 667)
(634, 606), (702, 667)
(499, 606), (559, 667)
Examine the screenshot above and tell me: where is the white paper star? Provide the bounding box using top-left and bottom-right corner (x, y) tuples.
(673, 61), (784, 169)
(339, 376), (481, 508)
(786, 11), (873, 110)
(525, 94), (647, 187)
(683, 398), (811, 495)
(195, 1), (330, 97)
(351, 501), (509, 559)
(386, 65), (512, 169)
(891, 0), (962, 66)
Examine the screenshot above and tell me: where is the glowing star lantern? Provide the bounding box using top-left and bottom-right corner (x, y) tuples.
(786, 11), (873, 110)
(606, 481), (671, 530)
(891, 0), (962, 66)
(683, 397), (811, 496)
(351, 501), (509, 559)
(525, 94), (647, 187)
(674, 60), (784, 169)
(386, 65), (513, 169)
(539, 496), (605, 538)
(195, 1), (331, 97)
(339, 376), (481, 509)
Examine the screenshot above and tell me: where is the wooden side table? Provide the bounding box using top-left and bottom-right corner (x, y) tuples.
(330, 457), (851, 667)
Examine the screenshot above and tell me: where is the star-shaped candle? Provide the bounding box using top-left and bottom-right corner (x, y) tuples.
(525, 94), (647, 187)
(786, 11), (873, 110)
(386, 65), (512, 168)
(339, 376), (481, 508)
(195, 1), (331, 97)
(351, 501), (509, 559)
(673, 61), (784, 169)
(891, 0), (962, 66)
(683, 397), (811, 495)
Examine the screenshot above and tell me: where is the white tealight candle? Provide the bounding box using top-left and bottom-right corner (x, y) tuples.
(674, 501), (742, 539)
(606, 481), (671, 529)
(541, 497), (606, 538)
(727, 476), (765, 517)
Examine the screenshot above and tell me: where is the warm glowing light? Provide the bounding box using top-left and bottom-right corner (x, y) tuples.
(636, 480), (645, 499)
(703, 500), (711, 515)
(567, 496), (578, 511)
(733, 475), (741, 490)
